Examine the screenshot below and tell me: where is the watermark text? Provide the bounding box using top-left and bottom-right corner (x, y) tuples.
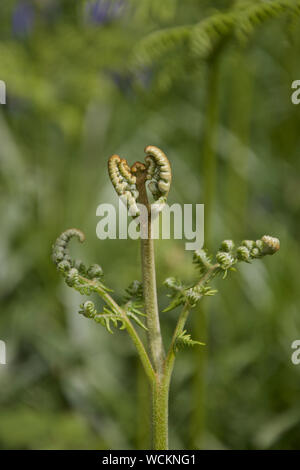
(96, 199), (204, 251)
(0, 340), (6, 365)
(0, 80), (6, 105)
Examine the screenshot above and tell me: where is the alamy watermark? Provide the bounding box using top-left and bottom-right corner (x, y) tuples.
(0, 340), (6, 365)
(96, 198), (204, 251)
(291, 340), (300, 365)
(0, 80), (6, 104)
(291, 80), (300, 105)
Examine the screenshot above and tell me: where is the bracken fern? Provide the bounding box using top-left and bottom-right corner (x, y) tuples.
(52, 146), (280, 450)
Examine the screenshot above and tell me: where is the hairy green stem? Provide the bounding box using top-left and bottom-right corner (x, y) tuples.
(164, 304), (190, 383)
(136, 169), (165, 373)
(141, 236), (165, 372)
(140, 213), (167, 449)
(152, 374), (169, 450)
(135, 168), (167, 447)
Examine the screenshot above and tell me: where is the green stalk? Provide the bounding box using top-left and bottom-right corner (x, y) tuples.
(141, 236), (165, 373)
(135, 167), (167, 448)
(152, 375), (169, 450)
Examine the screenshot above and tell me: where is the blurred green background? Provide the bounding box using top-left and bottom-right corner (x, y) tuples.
(0, 0), (300, 450)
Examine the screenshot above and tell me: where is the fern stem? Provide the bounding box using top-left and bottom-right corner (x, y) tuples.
(134, 166), (167, 447)
(141, 236), (165, 372)
(152, 374), (169, 450)
(164, 304), (190, 382)
(135, 169), (165, 373)
(141, 229), (168, 448)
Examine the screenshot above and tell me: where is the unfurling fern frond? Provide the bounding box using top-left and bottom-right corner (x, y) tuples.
(124, 280), (144, 303)
(218, 235), (280, 275)
(191, 235), (280, 283)
(174, 330), (205, 353)
(145, 145), (172, 210)
(215, 251), (236, 273)
(133, 25), (191, 67)
(108, 154), (140, 216)
(193, 249), (213, 276)
(123, 301), (148, 331)
(126, 310), (148, 331)
(78, 298), (148, 333)
(164, 277), (183, 292)
(185, 284), (217, 307)
(163, 277), (186, 312)
(190, 11), (235, 58)
(132, 0), (300, 76)
(234, 0), (300, 42)
(108, 145), (172, 215)
(220, 240), (235, 253)
(52, 229), (110, 296)
(79, 301), (125, 334)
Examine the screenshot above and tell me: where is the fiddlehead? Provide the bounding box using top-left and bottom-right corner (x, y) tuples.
(52, 229), (155, 381)
(163, 235), (280, 314)
(52, 228), (107, 295)
(108, 145), (172, 214)
(108, 154), (140, 216)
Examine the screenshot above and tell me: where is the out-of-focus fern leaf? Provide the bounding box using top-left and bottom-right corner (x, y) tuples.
(174, 330), (205, 353)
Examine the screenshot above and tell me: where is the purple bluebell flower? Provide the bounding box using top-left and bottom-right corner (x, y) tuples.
(12, 1), (35, 37)
(85, 0), (125, 25)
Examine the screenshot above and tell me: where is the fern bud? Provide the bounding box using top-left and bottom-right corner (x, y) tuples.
(220, 240), (235, 252)
(164, 277), (182, 292)
(55, 238), (67, 249)
(57, 260), (71, 273)
(216, 251), (235, 270)
(255, 239), (264, 251)
(193, 249), (212, 275)
(81, 300), (97, 318)
(185, 288), (201, 306)
(66, 268), (79, 287)
(250, 247), (261, 259)
(73, 260), (87, 275)
(52, 249), (65, 264)
(241, 240), (255, 250)
(236, 246), (251, 262)
(124, 280), (143, 302)
(87, 264), (103, 279)
(261, 235), (280, 255)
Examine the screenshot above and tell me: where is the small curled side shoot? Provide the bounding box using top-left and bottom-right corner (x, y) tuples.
(194, 234), (280, 280)
(52, 228), (107, 295)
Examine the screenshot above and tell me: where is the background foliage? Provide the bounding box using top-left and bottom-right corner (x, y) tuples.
(0, 0), (300, 449)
